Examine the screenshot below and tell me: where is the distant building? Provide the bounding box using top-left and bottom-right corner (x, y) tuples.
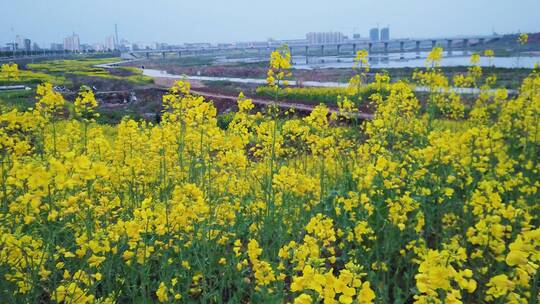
(217, 43), (233, 48)
(381, 27), (390, 41)
(119, 39), (130, 51)
(63, 33), (80, 51)
(92, 43), (105, 52)
(6, 43), (17, 51)
(280, 39), (308, 46)
(353, 33), (361, 39)
(15, 35), (23, 50)
(32, 42), (40, 51)
(63, 37), (71, 50)
(184, 42), (211, 48)
(136, 42), (154, 50)
(51, 43), (64, 51)
(369, 28), (379, 41)
(23, 39), (31, 52)
(306, 32), (344, 45)
(235, 41), (252, 48)
(81, 44), (94, 52)
(105, 36), (116, 51)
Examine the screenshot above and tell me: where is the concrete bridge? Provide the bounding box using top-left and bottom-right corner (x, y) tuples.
(123, 34), (501, 60)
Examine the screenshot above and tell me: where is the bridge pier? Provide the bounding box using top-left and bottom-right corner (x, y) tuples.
(447, 39), (453, 50)
(162, 52), (166, 59)
(431, 40), (437, 49)
(337, 44), (341, 55)
(368, 42), (373, 53)
(290, 47), (293, 64)
(462, 39), (469, 55)
(352, 44), (357, 55)
(178, 51), (182, 58)
(415, 41), (421, 58)
(146, 52), (150, 59)
(305, 46), (309, 64)
(399, 41), (405, 59)
(321, 45), (324, 56)
(384, 42), (389, 53)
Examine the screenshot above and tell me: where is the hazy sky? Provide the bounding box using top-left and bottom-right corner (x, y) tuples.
(1, 0), (539, 46)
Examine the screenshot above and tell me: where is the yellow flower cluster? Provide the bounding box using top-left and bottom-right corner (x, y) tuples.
(518, 33), (529, 45)
(74, 87), (99, 121)
(267, 45), (292, 89)
(353, 50), (370, 71)
(0, 47), (538, 303)
(35, 82), (65, 117)
(247, 239), (276, 287)
(0, 63), (20, 81)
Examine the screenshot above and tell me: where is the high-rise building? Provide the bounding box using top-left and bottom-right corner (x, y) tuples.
(369, 28), (380, 41)
(63, 33), (80, 51)
(105, 36), (116, 51)
(15, 35), (23, 50)
(380, 27), (390, 41)
(306, 32), (344, 45)
(23, 39), (32, 52)
(63, 37), (70, 50)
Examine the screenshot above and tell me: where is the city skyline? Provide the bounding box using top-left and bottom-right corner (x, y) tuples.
(2, 26), (535, 53)
(1, 0), (539, 47)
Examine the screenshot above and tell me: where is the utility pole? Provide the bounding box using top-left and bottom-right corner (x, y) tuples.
(115, 24), (119, 51)
(11, 27), (15, 58)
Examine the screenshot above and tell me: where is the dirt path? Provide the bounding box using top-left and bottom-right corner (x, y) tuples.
(95, 62), (372, 119)
(152, 76), (373, 120)
(190, 89), (373, 120)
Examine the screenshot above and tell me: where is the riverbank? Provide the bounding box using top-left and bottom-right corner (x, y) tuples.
(128, 58), (534, 90)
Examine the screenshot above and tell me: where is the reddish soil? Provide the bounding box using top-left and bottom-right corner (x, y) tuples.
(150, 76), (373, 118)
